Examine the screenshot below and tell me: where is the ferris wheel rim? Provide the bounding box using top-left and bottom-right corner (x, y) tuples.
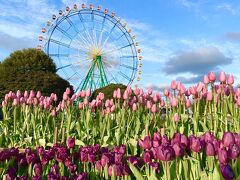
(39, 4), (142, 91)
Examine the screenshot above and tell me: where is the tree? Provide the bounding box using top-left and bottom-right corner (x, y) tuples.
(0, 48), (73, 100)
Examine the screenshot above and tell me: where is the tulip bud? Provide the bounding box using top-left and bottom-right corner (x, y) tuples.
(218, 148), (228, 164)
(138, 136), (152, 149)
(227, 74), (234, 85)
(132, 103), (137, 111)
(205, 142), (215, 156)
(143, 151), (153, 163)
(151, 104), (158, 113)
(222, 132), (235, 148)
(170, 97), (178, 107)
(203, 75), (210, 85)
(171, 80), (177, 90)
(219, 71), (226, 83)
(208, 72), (216, 82)
(67, 137), (75, 149)
(173, 143), (184, 157)
(172, 113), (180, 122)
(220, 164), (235, 180)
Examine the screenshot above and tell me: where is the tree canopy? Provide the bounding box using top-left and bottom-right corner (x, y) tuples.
(0, 48), (73, 100)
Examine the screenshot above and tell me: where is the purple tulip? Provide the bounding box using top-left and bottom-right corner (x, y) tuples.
(16, 176), (28, 180)
(153, 132), (161, 147)
(138, 136), (152, 149)
(233, 133), (240, 146)
(155, 145), (175, 161)
(68, 163), (77, 174)
(218, 148), (229, 164)
(101, 154), (110, 167)
(212, 139), (220, 153)
(48, 172), (60, 180)
(204, 132), (215, 143)
(205, 142), (215, 156)
(26, 152), (37, 164)
(80, 151), (88, 162)
(88, 154), (96, 163)
(108, 164), (123, 176)
(96, 160), (102, 172)
(228, 144), (240, 159)
(189, 136), (202, 153)
(67, 137), (75, 149)
(122, 164), (131, 176)
(143, 150), (153, 163)
(149, 162), (160, 174)
(128, 156), (142, 168)
(32, 176), (42, 180)
(50, 164), (59, 175)
(220, 164), (235, 180)
(222, 132), (235, 148)
(114, 152), (124, 163)
(7, 167), (17, 179)
(161, 135), (170, 146)
(34, 163), (42, 176)
(173, 143), (184, 157)
(73, 172), (88, 180)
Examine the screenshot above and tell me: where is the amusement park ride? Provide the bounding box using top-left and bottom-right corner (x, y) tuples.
(38, 3), (142, 92)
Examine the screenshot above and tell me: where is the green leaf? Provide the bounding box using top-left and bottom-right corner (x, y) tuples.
(128, 163), (144, 180)
(75, 139), (85, 146)
(39, 138), (46, 147)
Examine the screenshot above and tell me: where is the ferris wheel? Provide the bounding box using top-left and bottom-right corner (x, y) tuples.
(38, 3), (142, 92)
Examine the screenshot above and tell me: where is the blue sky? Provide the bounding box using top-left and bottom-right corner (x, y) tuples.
(0, 0), (240, 91)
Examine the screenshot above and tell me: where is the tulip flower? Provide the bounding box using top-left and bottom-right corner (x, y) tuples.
(67, 137), (75, 149)
(218, 148), (228, 164)
(143, 151), (153, 163)
(208, 72), (216, 82)
(173, 143), (184, 157)
(139, 136), (152, 149)
(220, 164), (235, 180)
(222, 132), (235, 148)
(205, 142), (215, 156)
(219, 71), (226, 83)
(171, 80), (177, 90)
(172, 113), (180, 122)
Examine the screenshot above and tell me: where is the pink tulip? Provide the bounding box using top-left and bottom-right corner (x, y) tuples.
(227, 74), (234, 85)
(113, 90), (117, 98)
(116, 88), (121, 99)
(189, 86), (197, 96)
(98, 92), (104, 100)
(173, 113), (180, 122)
(185, 89), (191, 97)
(63, 92), (68, 101)
(134, 86), (140, 96)
(86, 89), (91, 97)
(160, 99), (165, 107)
(170, 97), (178, 107)
(24, 91), (28, 98)
(146, 100), (152, 109)
(151, 104), (158, 113)
(65, 88), (71, 95)
(123, 90), (129, 100)
(132, 103), (137, 111)
(203, 75), (210, 85)
(16, 90), (21, 98)
(12, 99), (19, 106)
(196, 82), (204, 92)
(53, 94), (58, 102)
(206, 91), (213, 101)
(83, 97), (88, 105)
(171, 80), (177, 90)
(236, 97), (240, 106)
(186, 99), (191, 108)
(51, 110), (56, 117)
(153, 95), (158, 103)
(208, 72), (216, 82)
(164, 89), (169, 97)
(110, 105), (115, 112)
(81, 90), (86, 98)
(219, 71), (226, 83)
(78, 103), (83, 109)
(147, 88), (153, 95)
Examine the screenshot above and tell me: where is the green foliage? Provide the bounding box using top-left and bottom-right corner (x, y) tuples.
(0, 48), (72, 99)
(91, 83), (127, 100)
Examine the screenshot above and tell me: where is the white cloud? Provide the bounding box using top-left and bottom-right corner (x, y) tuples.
(216, 3), (237, 15)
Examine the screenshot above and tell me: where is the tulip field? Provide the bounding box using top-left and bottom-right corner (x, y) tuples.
(0, 71), (239, 179)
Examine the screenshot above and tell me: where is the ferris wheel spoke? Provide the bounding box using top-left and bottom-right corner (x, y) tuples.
(118, 71), (132, 82)
(97, 14), (106, 48)
(49, 38), (86, 53)
(120, 55), (137, 59)
(103, 65), (118, 83)
(101, 22), (119, 50)
(78, 13), (95, 46)
(65, 16), (92, 51)
(102, 43), (134, 55)
(120, 64), (137, 70)
(55, 26), (73, 40)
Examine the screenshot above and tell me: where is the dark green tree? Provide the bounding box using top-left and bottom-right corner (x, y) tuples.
(0, 48), (73, 100)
